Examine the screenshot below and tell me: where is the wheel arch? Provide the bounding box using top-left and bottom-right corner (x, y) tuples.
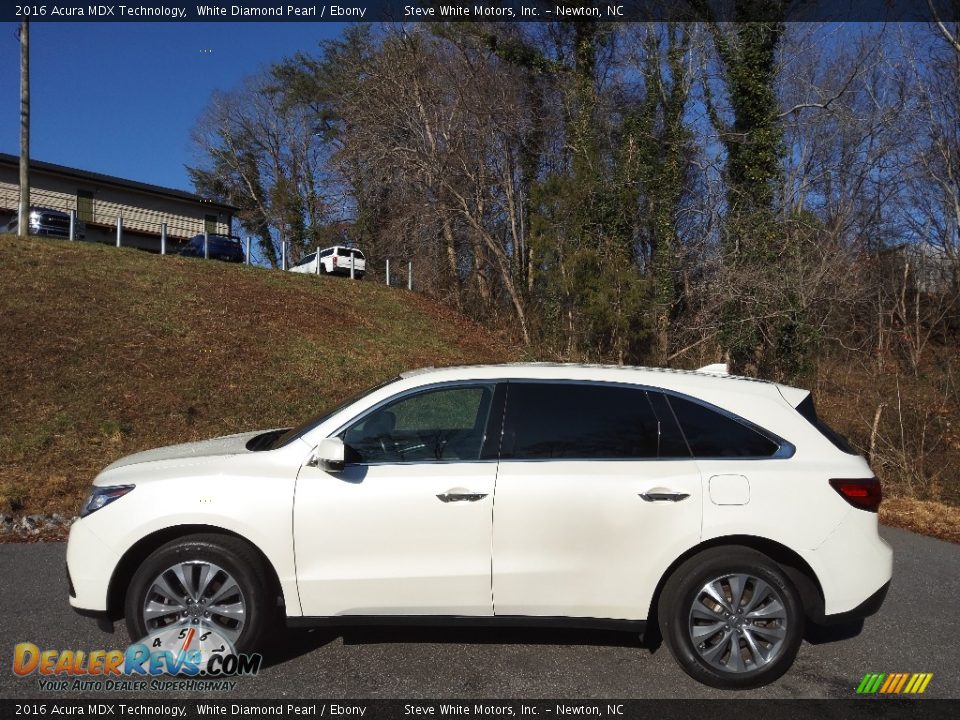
(105, 524), (285, 621)
(647, 535), (825, 635)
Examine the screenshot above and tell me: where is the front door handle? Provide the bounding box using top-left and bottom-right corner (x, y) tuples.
(437, 491), (488, 503)
(639, 491), (691, 502)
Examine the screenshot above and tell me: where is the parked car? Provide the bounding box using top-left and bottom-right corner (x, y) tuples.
(65, 363), (891, 689)
(290, 245), (365, 278)
(4, 207), (85, 239)
(178, 234), (245, 263)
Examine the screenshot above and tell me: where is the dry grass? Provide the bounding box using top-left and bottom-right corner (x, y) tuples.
(881, 497), (960, 544)
(0, 235), (517, 518)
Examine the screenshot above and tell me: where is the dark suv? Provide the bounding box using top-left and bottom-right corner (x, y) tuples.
(4, 207), (85, 239)
(178, 234), (245, 263)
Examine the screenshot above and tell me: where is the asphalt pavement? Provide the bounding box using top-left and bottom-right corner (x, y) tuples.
(1, 526), (956, 699)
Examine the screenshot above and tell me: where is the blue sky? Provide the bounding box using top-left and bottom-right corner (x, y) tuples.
(0, 22), (346, 191)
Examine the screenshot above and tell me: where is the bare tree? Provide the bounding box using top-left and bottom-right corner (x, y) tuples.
(189, 71), (337, 267)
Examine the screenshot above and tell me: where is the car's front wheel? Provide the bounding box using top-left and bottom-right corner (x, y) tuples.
(658, 546), (804, 689)
(124, 534), (275, 654)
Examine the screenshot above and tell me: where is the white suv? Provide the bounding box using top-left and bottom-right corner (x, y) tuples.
(66, 364), (891, 689)
(290, 245), (365, 278)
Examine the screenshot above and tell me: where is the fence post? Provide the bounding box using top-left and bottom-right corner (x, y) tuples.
(203, 230), (209, 260)
(281, 240), (287, 271)
(385, 258), (390, 286)
(68, 210), (76, 241)
(408, 261), (412, 291)
(350, 253), (355, 280)
(246, 237), (251, 265)
(315, 246), (320, 275)
(160, 223), (167, 255)
(116, 216), (122, 247)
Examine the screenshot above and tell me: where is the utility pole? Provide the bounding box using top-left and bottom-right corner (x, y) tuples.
(18, 18), (30, 239)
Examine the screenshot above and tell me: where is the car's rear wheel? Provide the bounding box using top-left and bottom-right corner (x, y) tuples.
(124, 534), (275, 654)
(658, 547), (804, 689)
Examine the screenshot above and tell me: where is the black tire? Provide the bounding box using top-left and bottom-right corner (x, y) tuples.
(657, 546), (804, 689)
(124, 533), (276, 654)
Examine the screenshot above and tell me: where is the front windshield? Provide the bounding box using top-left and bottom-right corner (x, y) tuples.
(268, 376), (402, 449)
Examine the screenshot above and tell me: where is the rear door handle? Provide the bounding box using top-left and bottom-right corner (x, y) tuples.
(437, 491), (488, 503)
(639, 492), (691, 502)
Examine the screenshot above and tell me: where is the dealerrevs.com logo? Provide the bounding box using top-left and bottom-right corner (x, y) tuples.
(857, 673), (934, 695)
(12, 628), (262, 692)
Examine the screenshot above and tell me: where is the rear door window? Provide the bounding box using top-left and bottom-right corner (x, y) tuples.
(501, 382), (690, 460)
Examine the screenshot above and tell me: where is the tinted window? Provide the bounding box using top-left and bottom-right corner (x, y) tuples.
(502, 383), (690, 460)
(296, 253), (316, 267)
(667, 395), (779, 458)
(796, 395), (857, 454)
(342, 384), (494, 463)
(337, 248), (351, 257)
(320, 249), (334, 257)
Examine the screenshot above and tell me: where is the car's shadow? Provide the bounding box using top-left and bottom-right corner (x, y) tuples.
(804, 619), (865, 645)
(259, 618), (865, 669)
(259, 625), (650, 669)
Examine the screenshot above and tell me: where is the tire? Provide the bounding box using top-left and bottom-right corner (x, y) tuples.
(124, 534), (276, 655)
(657, 546), (804, 689)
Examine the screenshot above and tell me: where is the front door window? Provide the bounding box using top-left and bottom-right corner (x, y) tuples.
(342, 384), (495, 463)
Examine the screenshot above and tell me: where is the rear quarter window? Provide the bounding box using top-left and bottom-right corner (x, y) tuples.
(667, 394), (781, 458)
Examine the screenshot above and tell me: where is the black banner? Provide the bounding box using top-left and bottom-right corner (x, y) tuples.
(1, 700), (959, 720)
(3, 0), (960, 24)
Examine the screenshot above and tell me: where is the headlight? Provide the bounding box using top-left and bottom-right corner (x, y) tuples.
(80, 485), (135, 517)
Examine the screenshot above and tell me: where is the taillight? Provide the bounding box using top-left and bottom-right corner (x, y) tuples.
(333, 256), (338, 268)
(829, 478), (882, 513)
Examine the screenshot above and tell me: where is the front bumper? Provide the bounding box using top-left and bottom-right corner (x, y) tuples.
(66, 519), (121, 613)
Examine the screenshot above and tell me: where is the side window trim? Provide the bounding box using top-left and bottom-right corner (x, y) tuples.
(496, 379), (793, 462)
(479, 383), (508, 461)
(332, 380), (503, 466)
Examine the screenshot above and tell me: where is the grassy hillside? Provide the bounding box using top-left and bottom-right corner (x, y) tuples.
(0, 235), (517, 518)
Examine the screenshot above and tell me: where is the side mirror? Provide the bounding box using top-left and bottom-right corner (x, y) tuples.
(312, 437), (346, 473)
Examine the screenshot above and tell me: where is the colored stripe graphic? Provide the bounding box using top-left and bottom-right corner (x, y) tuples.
(857, 673), (933, 694)
(893, 673), (909, 693)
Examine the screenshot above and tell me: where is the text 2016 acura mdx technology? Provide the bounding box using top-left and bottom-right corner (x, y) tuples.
(66, 363), (892, 689)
